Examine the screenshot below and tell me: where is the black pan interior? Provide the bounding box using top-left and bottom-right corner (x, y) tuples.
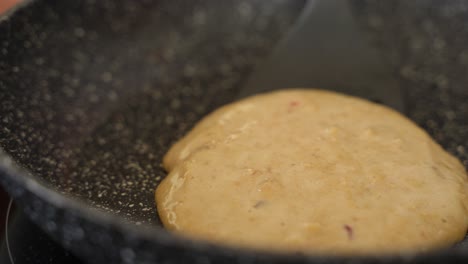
(1, 0), (468, 254)
(0, 0), (305, 226)
(351, 0), (468, 181)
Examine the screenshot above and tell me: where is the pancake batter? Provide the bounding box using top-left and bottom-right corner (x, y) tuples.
(156, 89), (468, 254)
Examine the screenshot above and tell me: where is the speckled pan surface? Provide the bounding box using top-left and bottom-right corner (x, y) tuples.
(0, 0), (468, 263)
(0, 0), (305, 225)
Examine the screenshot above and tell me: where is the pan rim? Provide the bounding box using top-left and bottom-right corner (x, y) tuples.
(1, 146), (467, 261)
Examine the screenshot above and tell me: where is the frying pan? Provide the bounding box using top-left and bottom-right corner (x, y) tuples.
(1, 0), (468, 263)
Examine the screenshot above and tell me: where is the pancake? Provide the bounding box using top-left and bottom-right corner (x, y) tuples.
(156, 89), (468, 254)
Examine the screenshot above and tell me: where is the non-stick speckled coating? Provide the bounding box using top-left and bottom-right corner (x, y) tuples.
(1, 0), (468, 263)
(0, 0), (304, 226)
(0, 0), (316, 263)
